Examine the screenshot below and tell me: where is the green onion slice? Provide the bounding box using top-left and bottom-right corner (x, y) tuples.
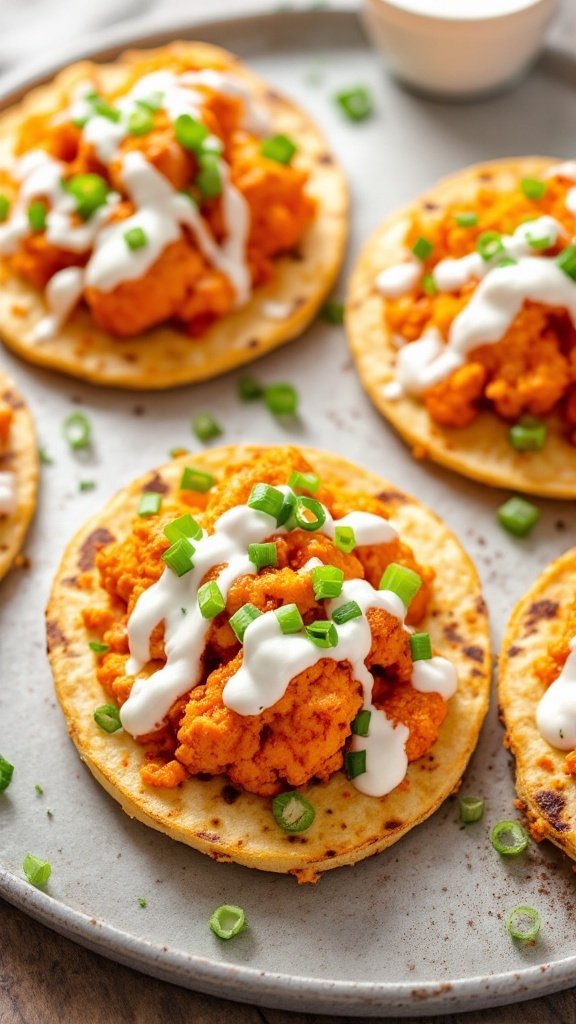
(79, 480), (95, 492)
(174, 113), (209, 152)
(261, 133), (297, 164)
(248, 542), (277, 570)
(288, 470), (320, 494)
(505, 905), (541, 942)
(89, 641), (109, 654)
(0, 194), (10, 222)
(345, 749), (366, 779)
(458, 796), (484, 823)
(93, 704), (122, 733)
(311, 564), (344, 600)
(63, 411), (91, 450)
(276, 490), (296, 527)
(306, 620), (338, 648)
(0, 754), (14, 792)
(229, 603), (262, 642)
(454, 211), (478, 227)
(331, 600), (362, 625)
(527, 232), (552, 250)
(138, 491), (162, 517)
(197, 152), (223, 199)
(508, 416), (547, 452)
(521, 177), (547, 200)
(320, 299), (345, 325)
(138, 897), (148, 908)
(124, 226), (148, 251)
(351, 709), (371, 736)
(28, 200), (47, 232)
(557, 244), (576, 281)
(198, 580), (225, 619)
(422, 272), (438, 296)
(335, 86), (373, 121)
(275, 603), (304, 634)
(192, 413), (222, 443)
(490, 820), (529, 856)
(496, 257), (518, 269)
(180, 466), (215, 492)
(164, 514), (203, 543)
(265, 383), (298, 416)
(163, 536), (195, 576)
(247, 483), (285, 521)
(293, 496), (326, 532)
(127, 107), (154, 136)
(410, 632), (432, 661)
(65, 173), (109, 220)
(23, 854), (51, 888)
(497, 496), (540, 537)
(411, 236), (434, 261)
(272, 791), (316, 832)
(334, 525), (356, 554)
(237, 375), (263, 401)
(91, 96), (121, 122)
(209, 904), (247, 940)
(137, 91), (165, 112)
(477, 230), (505, 262)
(379, 562), (422, 608)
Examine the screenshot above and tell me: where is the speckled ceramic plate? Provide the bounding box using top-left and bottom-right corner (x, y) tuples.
(1, 2), (576, 1016)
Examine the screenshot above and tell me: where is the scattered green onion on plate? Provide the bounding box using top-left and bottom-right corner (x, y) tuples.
(272, 791), (316, 833)
(490, 820), (529, 856)
(209, 904), (247, 940)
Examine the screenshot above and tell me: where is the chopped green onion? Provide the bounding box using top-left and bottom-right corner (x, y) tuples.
(422, 272), (438, 296)
(0, 195), (10, 222)
(265, 383), (298, 416)
(379, 562), (422, 608)
(163, 513), (203, 543)
(65, 173), (109, 220)
(411, 236), (433, 261)
(410, 632), (432, 661)
(508, 416), (547, 452)
(163, 536), (195, 576)
(490, 820), (529, 856)
(334, 86), (373, 122)
(320, 299), (345, 325)
(272, 791), (316, 833)
(527, 233), (552, 250)
(39, 447), (53, 465)
(23, 854), (51, 888)
(138, 897), (148, 908)
(127, 107), (154, 136)
(334, 525), (356, 554)
(89, 641), (109, 654)
(261, 133), (297, 164)
(197, 152), (222, 199)
(275, 603), (304, 634)
(477, 230), (504, 262)
(331, 600), (362, 625)
(351, 710), (371, 736)
(306, 620), (338, 648)
(458, 796), (485, 823)
(496, 257), (518, 269)
(506, 905), (541, 942)
(35, 784), (43, 795)
(248, 542), (277, 570)
(46, 809), (53, 819)
(91, 97), (120, 122)
(311, 565), (344, 600)
(521, 177), (547, 200)
(293, 496), (326, 532)
(137, 92), (165, 112)
(288, 470), (320, 494)
(0, 754), (14, 792)
(209, 904), (247, 940)
(180, 466), (215, 492)
(557, 244), (576, 281)
(192, 413), (222, 443)
(345, 749), (366, 779)
(247, 482), (285, 520)
(229, 603), (262, 642)
(63, 411), (91, 450)
(276, 490), (296, 527)
(124, 226), (148, 251)
(28, 200), (47, 232)
(174, 114), (209, 152)
(198, 580), (225, 619)
(138, 491), (162, 517)
(93, 704), (122, 733)
(454, 211), (478, 228)
(237, 375), (263, 401)
(79, 480), (96, 492)
(497, 496), (540, 537)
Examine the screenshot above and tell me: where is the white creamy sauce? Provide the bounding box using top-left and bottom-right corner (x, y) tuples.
(261, 300), (294, 320)
(536, 638), (576, 750)
(33, 266), (85, 342)
(380, 212), (576, 397)
(376, 261), (420, 298)
(411, 656), (457, 699)
(0, 471), (16, 515)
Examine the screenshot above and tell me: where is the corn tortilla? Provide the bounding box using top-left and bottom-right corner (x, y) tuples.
(0, 369), (38, 581)
(47, 445), (491, 881)
(346, 158), (576, 499)
(0, 43), (348, 390)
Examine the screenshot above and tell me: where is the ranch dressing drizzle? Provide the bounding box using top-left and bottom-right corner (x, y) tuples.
(0, 471), (16, 515)
(536, 637), (576, 750)
(382, 216), (573, 396)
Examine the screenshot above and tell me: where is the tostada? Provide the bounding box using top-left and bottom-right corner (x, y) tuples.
(347, 158), (576, 497)
(499, 548), (576, 859)
(0, 43), (347, 388)
(47, 445), (490, 882)
(0, 368), (37, 581)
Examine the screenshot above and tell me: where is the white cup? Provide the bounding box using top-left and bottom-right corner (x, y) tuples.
(361, 0), (559, 100)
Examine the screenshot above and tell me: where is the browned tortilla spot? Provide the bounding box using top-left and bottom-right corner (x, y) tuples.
(535, 789), (569, 832)
(78, 528), (115, 571)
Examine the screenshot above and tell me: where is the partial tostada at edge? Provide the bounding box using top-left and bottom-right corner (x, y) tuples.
(0, 368), (37, 581)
